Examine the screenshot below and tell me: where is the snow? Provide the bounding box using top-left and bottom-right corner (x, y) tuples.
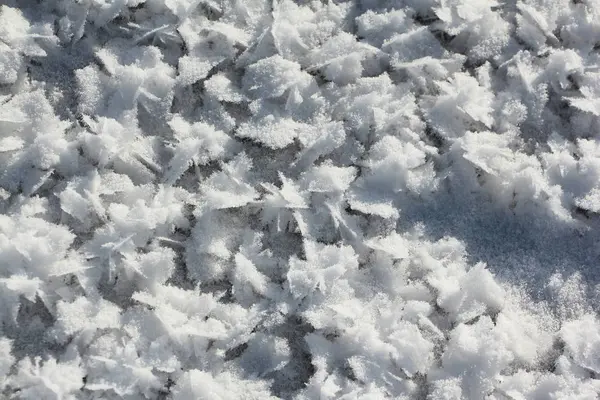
(1, 0), (600, 399)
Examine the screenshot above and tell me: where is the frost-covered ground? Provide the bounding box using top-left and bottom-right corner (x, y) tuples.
(1, 0), (600, 398)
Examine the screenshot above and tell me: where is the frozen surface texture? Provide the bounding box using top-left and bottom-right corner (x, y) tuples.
(1, 0), (600, 398)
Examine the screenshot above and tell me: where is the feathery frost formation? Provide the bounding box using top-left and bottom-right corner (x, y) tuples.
(1, 0), (600, 398)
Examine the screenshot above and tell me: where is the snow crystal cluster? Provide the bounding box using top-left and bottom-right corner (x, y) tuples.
(1, 0), (600, 398)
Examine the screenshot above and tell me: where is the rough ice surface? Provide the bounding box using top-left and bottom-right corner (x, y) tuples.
(1, 0), (600, 399)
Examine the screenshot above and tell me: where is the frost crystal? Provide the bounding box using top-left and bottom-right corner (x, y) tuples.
(0, 0), (599, 398)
